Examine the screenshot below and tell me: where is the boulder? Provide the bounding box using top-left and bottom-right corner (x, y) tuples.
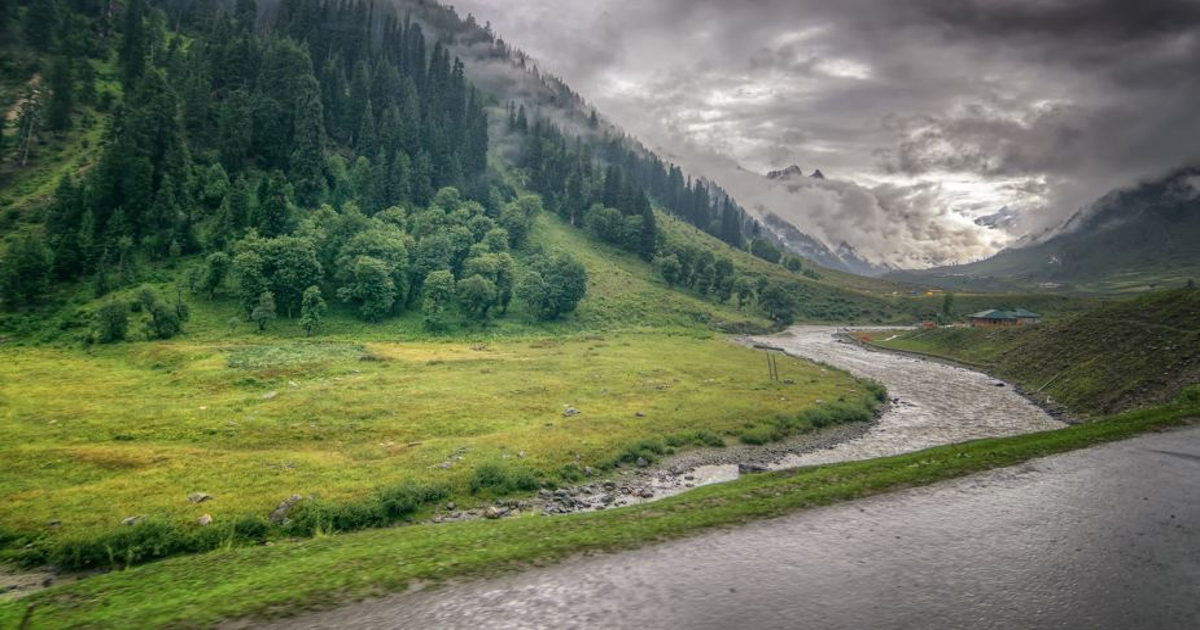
(635, 457), (650, 468)
(121, 515), (145, 527)
(269, 494), (304, 525)
(197, 514), (213, 526)
(262, 390), (279, 400)
(563, 407), (581, 418)
(738, 463), (770, 475)
(187, 492), (214, 504)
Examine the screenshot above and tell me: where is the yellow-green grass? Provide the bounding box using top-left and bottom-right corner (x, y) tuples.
(2, 402), (1195, 628)
(867, 289), (1200, 417)
(0, 333), (862, 542)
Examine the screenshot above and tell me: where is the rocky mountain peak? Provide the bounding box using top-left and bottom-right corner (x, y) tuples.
(766, 165), (804, 180)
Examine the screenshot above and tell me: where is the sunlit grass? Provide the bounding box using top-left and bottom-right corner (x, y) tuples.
(0, 334), (862, 541)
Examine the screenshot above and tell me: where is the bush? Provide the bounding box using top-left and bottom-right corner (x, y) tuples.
(557, 462), (585, 484)
(1179, 385), (1200, 405)
(379, 482), (448, 519)
(863, 379), (889, 404)
(43, 483), (444, 570)
(738, 425), (779, 445)
(469, 463), (542, 495)
(94, 301), (129, 343)
(603, 438), (667, 469)
(696, 430), (727, 448)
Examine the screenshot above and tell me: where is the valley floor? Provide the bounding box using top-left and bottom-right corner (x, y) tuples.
(0, 334), (863, 543)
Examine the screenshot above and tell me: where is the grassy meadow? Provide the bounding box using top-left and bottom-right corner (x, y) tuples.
(0, 333), (866, 548)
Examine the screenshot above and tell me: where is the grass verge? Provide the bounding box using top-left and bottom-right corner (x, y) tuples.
(2, 402), (1195, 628)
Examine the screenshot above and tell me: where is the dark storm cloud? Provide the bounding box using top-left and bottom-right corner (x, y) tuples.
(451, 0), (1200, 265)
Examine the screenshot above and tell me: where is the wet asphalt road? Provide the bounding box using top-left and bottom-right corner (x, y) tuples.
(274, 425), (1200, 630)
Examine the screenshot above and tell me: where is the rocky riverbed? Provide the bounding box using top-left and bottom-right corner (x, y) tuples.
(431, 325), (1064, 522)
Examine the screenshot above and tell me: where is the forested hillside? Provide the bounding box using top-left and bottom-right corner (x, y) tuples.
(0, 0), (936, 343)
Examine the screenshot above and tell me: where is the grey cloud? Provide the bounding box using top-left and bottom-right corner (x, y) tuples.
(451, 0), (1200, 266)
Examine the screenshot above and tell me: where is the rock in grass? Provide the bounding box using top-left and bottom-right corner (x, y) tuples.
(188, 492), (214, 504)
(262, 391), (279, 400)
(121, 515), (145, 526)
(197, 514), (213, 526)
(738, 463), (770, 474)
(563, 407), (581, 418)
(269, 494), (304, 525)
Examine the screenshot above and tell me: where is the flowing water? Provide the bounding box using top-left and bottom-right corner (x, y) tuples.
(273, 425), (1200, 629)
(754, 326), (1065, 468)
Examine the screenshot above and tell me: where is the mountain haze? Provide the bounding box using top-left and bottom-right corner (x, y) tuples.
(888, 168), (1200, 293)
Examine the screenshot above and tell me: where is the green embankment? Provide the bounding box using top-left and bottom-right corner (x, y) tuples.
(2, 402), (1195, 628)
(870, 289), (1200, 417)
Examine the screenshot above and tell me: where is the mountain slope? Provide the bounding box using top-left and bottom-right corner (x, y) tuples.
(889, 168), (1200, 293)
(872, 289), (1200, 418)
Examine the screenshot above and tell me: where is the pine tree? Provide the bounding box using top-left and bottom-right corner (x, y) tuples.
(251, 291), (276, 331)
(15, 83), (42, 167)
(119, 0), (149, 87)
(290, 76), (327, 207)
(23, 0), (61, 52)
(0, 233), (55, 310)
(217, 89), (252, 172)
(45, 56), (74, 131)
(254, 171), (290, 237)
(300, 285), (326, 335)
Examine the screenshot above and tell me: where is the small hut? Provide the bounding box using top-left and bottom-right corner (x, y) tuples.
(968, 309), (1041, 328)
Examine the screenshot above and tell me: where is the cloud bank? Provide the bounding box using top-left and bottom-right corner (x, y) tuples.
(452, 0), (1200, 267)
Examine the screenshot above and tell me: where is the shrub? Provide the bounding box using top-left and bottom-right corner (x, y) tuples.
(1179, 385), (1200, 405)
(378, 482), (448, 519)
(557, 462), (585, 484)
(696, 430), (726, 448)
(469, 463), (542, 495)
(738, 425), (779, 445)
(604, 438), (667, 469)
(863, 379), (888, 404)
(94, 301), (129, 343)
(44, 483), (444, 570)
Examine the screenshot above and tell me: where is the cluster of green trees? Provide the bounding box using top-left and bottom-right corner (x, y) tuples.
(195, 188), (568, 332)
(2, 0), (593, 329)
(511, 112), (658, 260)
(505, 111), (750, 253)
(3, 0), (487, 295)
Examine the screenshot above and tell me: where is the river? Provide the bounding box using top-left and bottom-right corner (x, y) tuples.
(273, 424), (1200, 629)
(754, 326), (1064, 468)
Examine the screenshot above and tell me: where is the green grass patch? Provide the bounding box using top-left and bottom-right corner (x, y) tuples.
(869, 289), (1200, 417)
(0, 334), (868, 563)
(3, 403), (1194, 628)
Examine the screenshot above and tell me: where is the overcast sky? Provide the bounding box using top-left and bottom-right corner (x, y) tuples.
(452, 0), (1200, 267)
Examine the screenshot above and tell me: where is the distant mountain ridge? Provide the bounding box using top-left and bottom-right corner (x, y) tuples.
(887, 167), (1200, 293)
(758, 165), (892, 276)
